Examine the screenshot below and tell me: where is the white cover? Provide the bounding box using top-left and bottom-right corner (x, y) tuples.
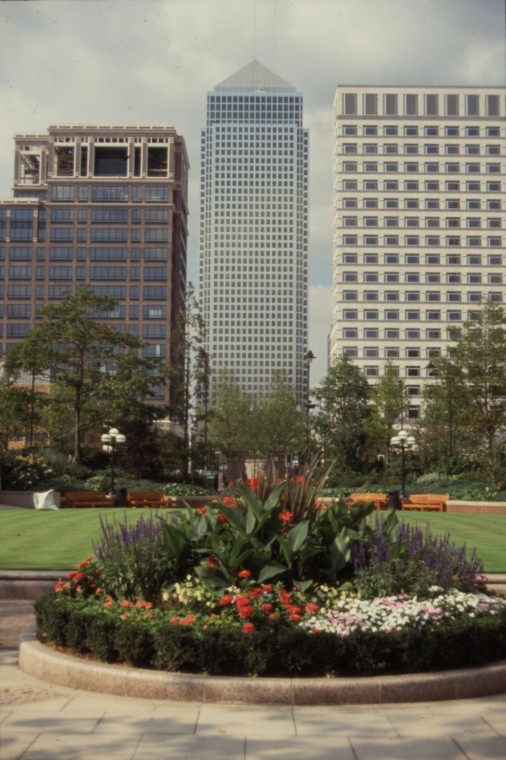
(33, 490), (59, 510)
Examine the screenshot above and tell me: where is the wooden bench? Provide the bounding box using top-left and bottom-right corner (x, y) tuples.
(401, 494), (449, 512)
(65, 491), (111, 508)
(346, 492), (388, 510)
(127, 491), (168, 508)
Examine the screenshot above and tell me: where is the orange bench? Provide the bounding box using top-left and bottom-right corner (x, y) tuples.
(346, 492), (388, 510)
(65, 491), (111, 508)
(401, 494), (449, 512)
(127, 491), (169, 508)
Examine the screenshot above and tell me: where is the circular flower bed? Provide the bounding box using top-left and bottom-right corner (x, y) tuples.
(34, 464), (506, 678)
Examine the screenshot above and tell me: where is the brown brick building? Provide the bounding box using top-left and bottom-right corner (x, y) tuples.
(0, 125), (189, 411)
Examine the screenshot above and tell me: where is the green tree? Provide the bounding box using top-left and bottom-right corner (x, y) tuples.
(0, 377), (33, 451)
(419, 357), (469, 475)
(170, 284), (209, 478)
(5, 286), (166, 462)
(448, 302), (506, 487)
(364, 361), (410, 462)
(252, 372), (307, 457)
(312, 355), (371, 477)
(208, 369), (254, 458)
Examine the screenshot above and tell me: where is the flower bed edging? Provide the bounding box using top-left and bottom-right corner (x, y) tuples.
(19, 625), (506, 705)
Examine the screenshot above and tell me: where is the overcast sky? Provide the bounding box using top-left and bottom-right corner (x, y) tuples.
(0, 0), (504, 385)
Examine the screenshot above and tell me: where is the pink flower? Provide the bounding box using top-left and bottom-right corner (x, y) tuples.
(119, 600), (132, 608)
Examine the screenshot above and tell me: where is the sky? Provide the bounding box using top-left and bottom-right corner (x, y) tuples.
(0, 0), (504, 386)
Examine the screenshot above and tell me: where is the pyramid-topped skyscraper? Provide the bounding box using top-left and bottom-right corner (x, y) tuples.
(199, 61), (309, 405)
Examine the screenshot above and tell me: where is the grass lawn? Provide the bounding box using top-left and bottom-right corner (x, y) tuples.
(0, 508), (505, 573)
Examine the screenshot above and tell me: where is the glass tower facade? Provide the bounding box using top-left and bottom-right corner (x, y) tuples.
(199, 61), (309, 405)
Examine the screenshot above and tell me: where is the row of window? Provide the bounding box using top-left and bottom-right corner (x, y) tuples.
(0, 247), (168, 262)
(49, 208), (169, 223)
(340, 306), (500, 320)
(342, 217), (502, 228)
(341, 235), (502, 246)
(50, 186), (170, 203)
(2, 304), (167, 319)
(341, 93), (501, 118)
(2, 266), (167, 281)
(342, 274), (503, 285)
(341, 160), (502, 173)
(342, 125), (501, 138)
(3, 285), (167, 300)
(343, 198), (501, 210)
(341, 253), (502, 265)
(341, 293), (502, 304)
(343, 144), (501, 156)
(340, 179), (501, 192)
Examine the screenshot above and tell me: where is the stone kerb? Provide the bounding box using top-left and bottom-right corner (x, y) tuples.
(446, 500), (506, 514)
(18, 625), (506, 705)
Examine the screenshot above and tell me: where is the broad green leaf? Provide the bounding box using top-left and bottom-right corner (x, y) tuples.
(287, 520), (309, 552)
(258, 561), (288, 584)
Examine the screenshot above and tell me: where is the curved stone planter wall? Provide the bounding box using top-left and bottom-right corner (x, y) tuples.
(19, 626), (506, 706)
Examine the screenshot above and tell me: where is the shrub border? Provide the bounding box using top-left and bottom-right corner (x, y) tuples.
(19, 625), (506, 705)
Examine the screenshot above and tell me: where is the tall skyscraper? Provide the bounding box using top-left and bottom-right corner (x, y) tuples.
(330, 86), (505, 420)
(199, 60), (309, 405)
(0, 124), (189, 410)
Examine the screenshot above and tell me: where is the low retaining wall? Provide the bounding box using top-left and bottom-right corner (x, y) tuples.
(446, 500), (506, 515)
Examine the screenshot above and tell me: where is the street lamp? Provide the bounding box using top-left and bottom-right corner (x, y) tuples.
(390, 428), (416, 499)
(101, 427), (126, 497)
(304, 350), (316, 444)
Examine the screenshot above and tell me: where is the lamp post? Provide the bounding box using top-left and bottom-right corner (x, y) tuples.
(390, 428), (416, 499)
(304, 350), (316, 445)
(101, 427), (126, 497)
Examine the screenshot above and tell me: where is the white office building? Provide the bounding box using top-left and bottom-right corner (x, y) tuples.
(199, 60), (309, 405)
(330, 86), (505, 419)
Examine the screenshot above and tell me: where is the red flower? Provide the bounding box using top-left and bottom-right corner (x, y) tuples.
(249, 588), (263, 599)
(207, 555), (219, 568)
(237, 605), (255, 618)
(219, 595), (234, 606)
(261, 584), (273, 594)
(218, 513), (227, 522)
(121, 612), (130, 620)
(260, 603), (273, 614)
(238, 569), (251, 578)
(305, 602), (319, 614)
(278, 510), (293, 524)
(222, 496), (236, 506)
(180, 614), (196, 626)
(242, 623), (255, 634)
(235, 594), (250, 607)
(78, 556), (93, 569)
(289, 613), (302, 621)
(119, 600), (132, 608)
(135, 600), (153, 609)
(197, 506), (207, 515)
(279, 589), (291, 604)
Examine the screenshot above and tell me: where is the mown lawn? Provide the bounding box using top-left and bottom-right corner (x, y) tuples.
(0, 508), (504, 572)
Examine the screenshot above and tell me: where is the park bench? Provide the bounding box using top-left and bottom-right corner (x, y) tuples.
(401, 493), (449, 512)
(64, 491), (111, 508)
(127, 491), (168, 508)
(346, 492), (388, 510)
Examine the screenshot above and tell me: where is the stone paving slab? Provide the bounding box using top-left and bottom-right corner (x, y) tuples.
(2, 649), (506, 760)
